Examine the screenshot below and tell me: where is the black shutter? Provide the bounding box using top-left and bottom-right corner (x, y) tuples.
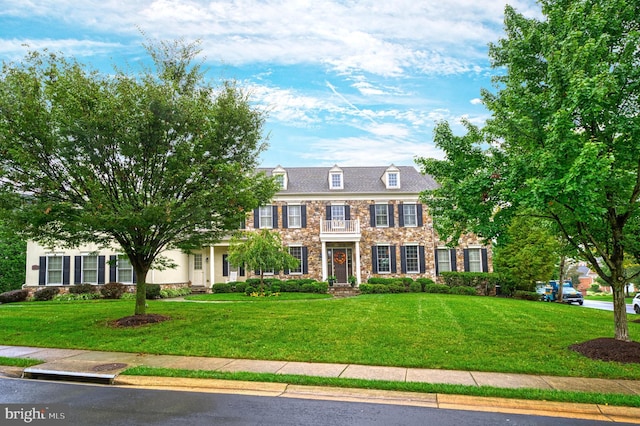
(389, 204), (395, 227)
(302, 247), (308, 274)
(398, 203), (404, 227)
(390, 245), (397, 273)
(62, 256), (70, 285)
(240, 266), (245, 277)
(417, 204), (423, 226)
(419, 246), (426, 273)
(109, 255), (117, 282)
(370, 205), (376, 227)
(326, 205), (331, 220)
(38, 256), (46, 285)
(132, 268), (137, 283)
(463, 249), (470, 272)
(345, 205), (351, 220)
(253, 208), (260, 229)
(98, 256), (106, 284)
(371, 246), (378, 273)
(451, 249), (457, 272)
(74, 256), (82, 284)
(434, 249), (439, 276)
(222, 254), (229, 277)
(400, 246), (407, 273)
(272, 206), (278, 228)
(282, 205), (288, 228)
(301, 205), (307, 228)
(481, 248), (489, 273)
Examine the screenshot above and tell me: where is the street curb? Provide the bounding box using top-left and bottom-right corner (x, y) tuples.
(114, 375), (640, 423)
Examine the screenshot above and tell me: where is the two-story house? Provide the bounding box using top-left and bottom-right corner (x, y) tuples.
(23, 165), (491, 292)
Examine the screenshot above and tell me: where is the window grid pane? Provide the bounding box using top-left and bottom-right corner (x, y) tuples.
(377, 246), (391, 273)
(375, 205), (388, 227)
(388, 173), (398, 187)
(331, 173), (342, 188)
(405, 246), (419, 273)
(118, 256), (133, 283)
(403, 204), (417, 227)
(288, 247), (302, 274)
(47, 257), (63, 285)
(468, 249), (482, 272)
(437, 249), (451, 274)
(331, 205), (345, 221)
(82, 255), (98, 283)
(259, 206), (272, 228)
(194, 254), (203, 270)
(288, 205), (301, 228)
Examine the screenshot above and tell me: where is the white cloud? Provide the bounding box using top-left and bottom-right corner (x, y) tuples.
(470, 98), (483, 105)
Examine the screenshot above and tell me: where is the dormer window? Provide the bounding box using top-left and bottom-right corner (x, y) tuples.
(328, 165), (343, 190)
(383, 165), (400, 189)
(272, 165), (287, 190)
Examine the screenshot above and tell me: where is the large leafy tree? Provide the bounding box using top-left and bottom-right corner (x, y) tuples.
(0, 219), (26, 293)
(418, 0), (640, 341)
(0, 41), (278, 315)
(228, 229), (299, 292)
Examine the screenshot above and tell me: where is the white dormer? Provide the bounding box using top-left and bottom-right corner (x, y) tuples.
(383, 165), (400, 189)
(272, 165), (288, 190)
(328, 165), (344, 190)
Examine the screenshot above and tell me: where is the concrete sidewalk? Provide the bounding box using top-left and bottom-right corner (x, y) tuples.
(1, 345), (640, 423)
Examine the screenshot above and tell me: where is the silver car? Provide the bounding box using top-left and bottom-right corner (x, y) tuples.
(633, 293), (640, 314)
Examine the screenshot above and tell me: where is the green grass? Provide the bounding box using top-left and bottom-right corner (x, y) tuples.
(0, 356), (42, 367)
(123, 365), (640, 407)
(1, 294), (639, 380)
(584, 294), (635, 303)
(184, 293), (332, 301)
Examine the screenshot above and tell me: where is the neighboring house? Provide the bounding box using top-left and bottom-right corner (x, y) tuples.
(23, 165), (492, 291)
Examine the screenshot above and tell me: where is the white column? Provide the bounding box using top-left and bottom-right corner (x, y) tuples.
(209, 246), (215, 288)
(321, 241), (327, 281)
(355, 241), (362, 285)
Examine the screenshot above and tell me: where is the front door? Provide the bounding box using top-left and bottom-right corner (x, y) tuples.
(332, 249), (348, 284)
(192, 253), (204, 286)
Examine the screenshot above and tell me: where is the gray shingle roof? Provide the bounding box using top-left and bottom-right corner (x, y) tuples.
(259, 166), (439, 194)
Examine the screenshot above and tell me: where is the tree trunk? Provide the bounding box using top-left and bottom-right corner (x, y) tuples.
(134, 267), (149, 316)
(611, 267), (629, 342)
(556, 256), (565, 303)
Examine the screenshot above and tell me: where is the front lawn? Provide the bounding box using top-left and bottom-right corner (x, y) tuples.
(1, 294), (639, 379)
(184, 293), (332, 301)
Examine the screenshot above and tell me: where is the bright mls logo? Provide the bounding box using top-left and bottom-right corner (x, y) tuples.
(3, 406), (66, 424)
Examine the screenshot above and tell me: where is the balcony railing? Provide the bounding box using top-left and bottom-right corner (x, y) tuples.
(320, 219), (360, 234)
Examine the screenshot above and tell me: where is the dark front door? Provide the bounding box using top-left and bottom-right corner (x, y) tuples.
(332, 249), (348, 284)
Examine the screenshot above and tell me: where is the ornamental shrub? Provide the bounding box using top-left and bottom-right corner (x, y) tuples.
(0, 289), (29, 303)
(101, 282), (126, 299)
(416, 278), (435, 292)
(212, 283), (232, 293)
(450, 286), (477, 296)
(300, 283), (315, 293)
(281, 280), (301, 292)
(145, 284), (161, 299)
(409, 281), (422, 293)
(270, 284), (281, 293)
(424, 284), (450, 294)
(388, 283), (405, 293)
(371, 284), (390, 294)
(69, 283), (98, 294)
(513, 290), (540, 301)
(233, 282), (247, 293)
(359, 283), (373, 294)
(33, 286), (60, 301)
(244, 285), (256, 295)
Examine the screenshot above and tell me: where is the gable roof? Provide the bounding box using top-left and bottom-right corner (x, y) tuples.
(259, 166), (438, 194)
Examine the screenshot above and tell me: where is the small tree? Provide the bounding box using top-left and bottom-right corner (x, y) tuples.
(0, 219), (26, 293)
(228, 229), (299, 292)
(0, 41), (278, 315)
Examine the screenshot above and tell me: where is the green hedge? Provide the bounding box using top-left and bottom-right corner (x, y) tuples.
(0, 289), (29, 303)
(513, 290), (541, 301)
(212, 283), (232, 293)
(425, 284), (450, 294)
(32, 287), (59, 301)
(450, 286), (477, 296)
(440, 272), (502, 295)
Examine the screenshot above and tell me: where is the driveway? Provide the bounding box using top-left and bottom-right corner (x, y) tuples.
(581, 299), (636, 315)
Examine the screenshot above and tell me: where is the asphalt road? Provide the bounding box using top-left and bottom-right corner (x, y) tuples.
(581, 299), (637, 314)
(0, 377), (629, 426)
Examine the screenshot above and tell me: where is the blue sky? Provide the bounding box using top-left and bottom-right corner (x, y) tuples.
(0, 0), (541, 167)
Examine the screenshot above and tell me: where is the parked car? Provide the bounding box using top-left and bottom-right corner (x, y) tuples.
(561, 287), (584, 305)
(633, 293), (640, 314)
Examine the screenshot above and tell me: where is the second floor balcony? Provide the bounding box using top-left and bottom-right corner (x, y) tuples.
(320, 219), (361, 241)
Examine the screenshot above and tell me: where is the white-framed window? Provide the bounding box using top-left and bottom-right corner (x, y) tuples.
(377, 245), (391, 273)
(330, 173), (343, 189)
(402, 204), (417, 227)
(259, 206), (273, 229)
(194, 254), (203, 271)
(288, 205), (301, 228)
(375, 204), (389, 227)
(437, 248), (452, 274)
(274, 174), (285, 189)
(467, 248), (483, 272)
(387, 172), (399, 188)
(288, 246), (302, 274)
(82, 255), (98, 284)
(47, 256), (63, 285)
(117, 255), (134, 283)
(405, 245), (420, 273)
(331, 205), (346, 221)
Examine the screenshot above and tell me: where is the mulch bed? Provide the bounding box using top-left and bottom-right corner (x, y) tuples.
(109, 314), (171, 328)
(569, 338), (640, 364)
